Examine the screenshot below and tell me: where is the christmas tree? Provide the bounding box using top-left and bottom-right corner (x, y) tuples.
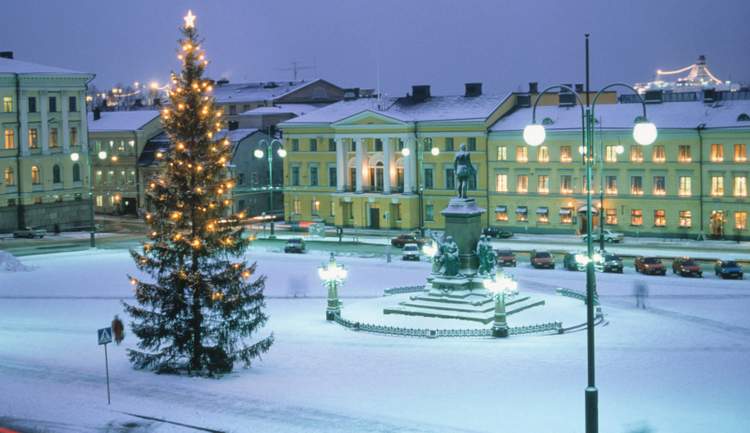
(124, 10), (273, 376)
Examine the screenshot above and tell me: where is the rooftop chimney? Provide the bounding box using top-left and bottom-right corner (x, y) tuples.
(93, 106), (101, 121)
(411, 85), (431, 102)
(575, 83), (584, 93)
(464, 82), (482, 97)
(0, 51), (13, 59)
(528, 82), (538, 94)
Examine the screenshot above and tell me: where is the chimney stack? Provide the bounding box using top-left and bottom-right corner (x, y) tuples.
(464, 82), (482, 97)
(0, 51), (13, 59)
(411, 85), (431, 102)
(93, 106), (101, 121)
(528, 82), (538, 94)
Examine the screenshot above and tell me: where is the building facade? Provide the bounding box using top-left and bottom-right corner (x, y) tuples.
(0, 53), (94, 232)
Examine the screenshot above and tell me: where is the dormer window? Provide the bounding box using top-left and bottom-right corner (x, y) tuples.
(737, 113), (750, 122)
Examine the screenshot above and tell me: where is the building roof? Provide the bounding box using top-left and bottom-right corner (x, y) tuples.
(138, 128), (260, 167)
(490, 99), (750, 132)
(0, 57), (89, 75)
(88, 110), (161, 132)
(282, 93), (509, 125)
(242, 103), (322, 116)
(213, 79), (330, 105)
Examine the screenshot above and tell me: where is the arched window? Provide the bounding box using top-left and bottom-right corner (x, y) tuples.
(52, 164), (61, 183)
(31, 166), (41, 184)
(737, 113), (750, 122)
(3, 167), (14, 186)
(72, 163), (81, 182)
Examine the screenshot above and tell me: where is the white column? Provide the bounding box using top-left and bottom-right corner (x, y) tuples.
(61, 92), (70, 153)
(355, 137), (364, 193)
(335, 137), (345, 192)
(19, 93), (29, 156)
(40, 91), (49, 155)
(409, 137), (417, 191)
(403, 137), (415, 194)
(383, 136), (391, 194)
(79, 93), (89, 153)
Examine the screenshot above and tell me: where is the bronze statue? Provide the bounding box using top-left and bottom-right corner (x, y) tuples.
(439, 236), (461, 277)
(454, 143), (476, 199)
(476, 235), (496, 276)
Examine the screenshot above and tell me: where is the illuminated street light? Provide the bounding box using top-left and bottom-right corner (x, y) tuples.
(483, 272), (519, 338)
(430, 146), (440, 156)
(319, 253), (347, 320)
(401, 147), (411, 157)
(633, 120), (658, 145)
(254, 149), (264, 159)
(522, 123), (546, 147)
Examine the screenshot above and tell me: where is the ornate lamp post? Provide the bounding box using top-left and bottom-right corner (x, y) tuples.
(483, 272), (518, 338)
(319, 252), (347, 321)
(522, 34), (657, 433)
(70, 150), (107, 247)
(254, 138), (285, 237)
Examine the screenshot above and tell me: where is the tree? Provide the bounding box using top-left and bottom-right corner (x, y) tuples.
(124, 10), (272, 376)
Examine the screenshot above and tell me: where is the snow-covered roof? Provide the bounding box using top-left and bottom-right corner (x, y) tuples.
(215, 128), (260, 143)
(242, 103), (322, 116)
(490, 100), (750, 132)
(88, 110), (161, 132)
(282, 93), (509, 125)
(0, 57), (88, 75)
(213, 79), (328, 104)
(138, 128), (261, 167)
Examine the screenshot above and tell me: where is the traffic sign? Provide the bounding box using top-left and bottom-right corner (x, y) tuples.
(98, 327), (112, 345)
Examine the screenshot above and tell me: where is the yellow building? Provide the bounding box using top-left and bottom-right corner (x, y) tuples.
(0, 53), (94, 232)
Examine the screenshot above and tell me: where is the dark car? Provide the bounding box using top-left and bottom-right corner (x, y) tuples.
(391, 234), (425, 248)
(530, 250), (555, 269)
(634, 256), (666, 276)
(13, 226), (46, 239)
(672, 257), (703, 277)
(714, 260), (744, 279)
(284, 237), (306, 253)
(563, 252), (584, 271)
(602, 253), (624, 273)
(483, 227), (513, 239)
(494, 249), (517, 267)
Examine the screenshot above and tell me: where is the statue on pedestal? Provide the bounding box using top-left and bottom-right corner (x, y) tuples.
(432, 235), (461, 277)
(454, 143), (476, 199)
(476, 235), (496, 276)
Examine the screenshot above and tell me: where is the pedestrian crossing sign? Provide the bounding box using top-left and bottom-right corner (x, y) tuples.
(98, 327), (113, 345)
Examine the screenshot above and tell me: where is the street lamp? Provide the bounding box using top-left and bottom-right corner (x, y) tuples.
(483, 272), (519, 338)
(254, 138), (285, 237)
(522, 34), (656, 433)
(319, 252), (347, 320)
(70, 150), (107, 247)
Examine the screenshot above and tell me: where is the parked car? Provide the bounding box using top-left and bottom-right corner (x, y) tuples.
(582, 229), (625, 243)
(13, 226), (47, 239)
(402, 243), (421, 261)
(672, 257), (703, 277)
(563, 251), (605, 272)
(391, 234), (425, 248)
(714, 260), (744, 279)
(283, 237), (306, 253)
(634, 256), (666, 275)
(482, 227), (513, 239)
(602, 253), (624, 273)
(530, 250), (555, 269)
(494, 249), (517, 267)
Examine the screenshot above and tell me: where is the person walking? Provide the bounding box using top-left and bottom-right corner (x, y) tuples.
(634, 281), (649, 309)
(111, 315), (125, 345)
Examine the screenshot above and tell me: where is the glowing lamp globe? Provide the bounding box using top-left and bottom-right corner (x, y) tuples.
(633, 121), (657, 146)
(69, 152), (80, 162)
(430, 147), (440, 156)
(401, 147), (411, 157)
(98, 151), (107, 160)
(254, 149), (264, 159)
(277, 148), (287, 158)
(523, 124), (545, 147)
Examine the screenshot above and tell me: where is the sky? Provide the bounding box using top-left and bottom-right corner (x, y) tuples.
(1, 0), (748, 96)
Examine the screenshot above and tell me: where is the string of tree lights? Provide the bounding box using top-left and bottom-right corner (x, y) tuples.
(123, 10), (273, 376)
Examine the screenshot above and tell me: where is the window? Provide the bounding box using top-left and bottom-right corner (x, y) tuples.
(630, 176), (643, 195)
(679, 211), (692, 228)
(312, 200), (320, 216)
(516, 175), (528, 193)
(516, 207), (528, 222)
(537, 146), (549, 163)
(425, 204), (434, 221)
(310, 166), (318, 186)
(630, 145), (643, 162)
(711, 176), (724, 196)
(536, 207), (549, 224)
(560, 146), (572, 163)
(68, 96), (77, 112)
(560, 175), (573, 194)
(516, 146), (528, 162)
(310, 138), (318, 152)
(495, 206), (508, 221)
(28, 128), (39, 149)
(49, 128), (58, 148)
(28, 97), (37, 113)
(711, 144), (723, 162)
(70, 127), (78, 146)
(330, 201), (336, 216)
(537, 175), (549, 194)
(424, 168), (434, 189)
(48, 96), (57, 112)
(445, 168), (455, 190)
(373, 138), (382, 152)
(495, 174), (508, 192)
(679, 176), (691, 196)
(497, 146), (507, 161)
(736, 212), (748, 230)
(652, 145), (666, 163)
(605, 145), (618, 162)
(445, 137), (454, 152)
(31, 165), (41, 184)
(605, 208), (617, 225)
(604, 176), (617, 195)
(95, 195), (103, 207)
(734, 175), (748, 197)
(293, 199), (301, 214)
(678, 145), (691, 162)
(654, 209), (666, 227)
(291, 166), (300, 186)
(4, 129), (14, 149)
(3, 167), (14, 186)
(631, 209), (643, 226)
(560, 208), (573, 224)
(291, 139), (299, 152)
(467, 137), (477, 151)
(328, 138), (336, 152)
(328, 166), (337, 187)
(735, 144), (747, 162)
(653, 176), (666, 196)
(7, 198), (16, 207)
(52, 165), (61, 183)
(3, 96), (12, 112)
(397, 139), (404, 151)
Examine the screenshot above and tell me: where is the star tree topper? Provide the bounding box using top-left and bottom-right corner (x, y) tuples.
(184, 10), (196, 28)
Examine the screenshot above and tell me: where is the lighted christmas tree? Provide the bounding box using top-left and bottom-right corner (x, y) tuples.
(123, 10), (273, 376)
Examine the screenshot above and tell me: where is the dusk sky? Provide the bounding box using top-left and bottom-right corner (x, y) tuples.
(3, 0), (748, 96)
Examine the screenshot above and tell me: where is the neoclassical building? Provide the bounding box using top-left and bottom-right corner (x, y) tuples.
(0, 53), (94, 232)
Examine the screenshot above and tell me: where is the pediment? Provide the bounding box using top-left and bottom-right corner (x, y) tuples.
(333, 110), (407, 126)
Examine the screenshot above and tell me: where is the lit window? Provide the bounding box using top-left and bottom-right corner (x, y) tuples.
(560, 207), (573, 224)
(653, 176), (666, 196)
(537, 146), (549, 163)
(497, 146), (507, 161)
(516, 175), (528, 193)
(734, 176), (748, 197)
(70, 127), (78, 146)
(605, 176), (617, 195)
(311, 199), (320, 215)
(679, 176), (691, 196)
(3, 96), (12, 112)
(293, 199), (301, 214)
(516, 207), (528, 222)
(605, 208), (617, 225)
(711, 144), (723, 162)
(537, 175), (549, 194)
(630, 176), (643, 195)
(736, 212), (748, 230)
(652, 145), (666, 163)
(631, 209), (643, 226)
(560, 175), (573, 194)
(711, 176), (724, 196)
(3, 167), (14, 186)
(605, 145), (618, 162)
(4, 129), (14, 149)
(560, 146), (572, 163)
(735, 144), (747, 162)
(31, 165), (40, 184)
(654, 209), (666, 227)
(28, 128), (39, 149)
(536, 207), (549, 224)
(679, 211), (692, 228)
(495, 174), (508, 192)
(516, 146), (528, 163)
(95, 195), (103, 207)
(495, 206), (508, 221)
(330, 201), (336, 216)
(678, 145), (691, 162)
(49, 128), (58, 148)
(630, 145), (643, 162)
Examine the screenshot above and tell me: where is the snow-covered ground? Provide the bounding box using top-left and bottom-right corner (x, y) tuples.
(1, 248), (749, 432)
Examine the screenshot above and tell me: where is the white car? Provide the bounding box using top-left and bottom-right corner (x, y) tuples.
(583, 229), (624, 243)
(402, 243), (421, 261)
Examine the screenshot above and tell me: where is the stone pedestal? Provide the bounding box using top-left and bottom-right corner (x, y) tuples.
(441, 198), (485, 271)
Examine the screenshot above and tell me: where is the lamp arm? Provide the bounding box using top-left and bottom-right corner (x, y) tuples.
(531, 84), (586, 123)
(591, 82), (647, 119)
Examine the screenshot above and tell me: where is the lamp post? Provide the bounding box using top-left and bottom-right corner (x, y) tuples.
(254, 138), (285, 238)
(522, 34), (656, 433)
(406, 137), (440, 236)
(319, 252), (347, 320)
(70, 150), (107, 247)
(483, 272), (518, 338)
